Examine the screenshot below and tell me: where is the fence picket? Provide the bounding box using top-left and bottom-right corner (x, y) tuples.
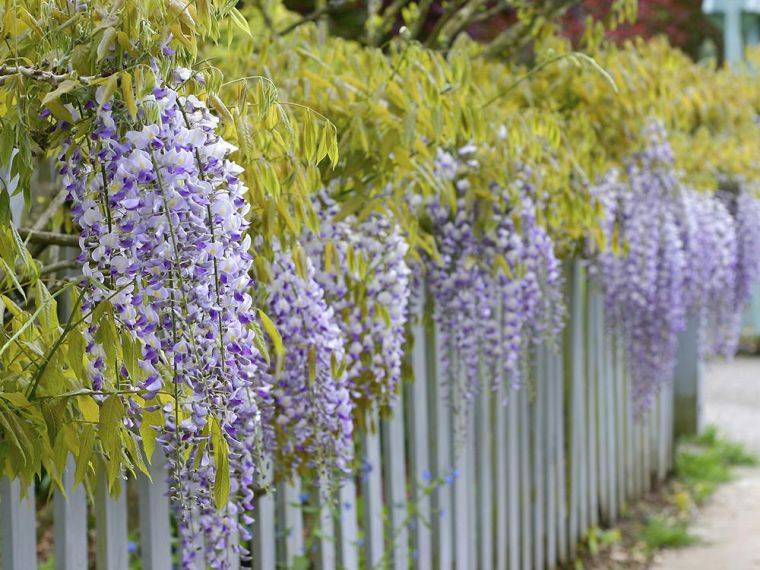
(383, 395), (409, 570)
(604, 322), (619, 523)
(362, 416), (384, 568)
(568, 262), (585, 554)
(587, 286), (600, 530)
(453, 399), (477, 570)
(544, 346), (558, 568)
(494, 377), (509, 570)
(54, 458), (88, 570)
(596, 296), (610, 523)
(432, 322), (454, 570)
(337, 476), (360, 570)
(477, 380), (494, 570)
(519, 385), (532, 570)
(506, 382), (520, 570)
(625, 357), (636, 502)
(252, 461), (276, 570)
(1, 477), (36, 570)
(453, 400), (472, 570)
(553, 344), (569, 565)
(615, 336), (627, 511)
(281, 478), (304, 564)
(137, 450), (172, 570)
(643, 402), (653, 492)
(95, 468), (128, 570)
(316, 475), (336, 570)
(532, 347), (546, 570)
(408, 300), (433, 569)
(468, 411), (478, 570)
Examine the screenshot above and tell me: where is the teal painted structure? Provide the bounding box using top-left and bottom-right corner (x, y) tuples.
(703, 0), (760, 63)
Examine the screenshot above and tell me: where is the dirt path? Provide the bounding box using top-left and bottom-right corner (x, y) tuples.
(653, 357), (760, 570)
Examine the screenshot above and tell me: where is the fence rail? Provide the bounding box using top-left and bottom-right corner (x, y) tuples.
(1, 264), (679, 569)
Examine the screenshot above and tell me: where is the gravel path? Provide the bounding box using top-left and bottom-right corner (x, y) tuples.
(653, 357), (760, 570)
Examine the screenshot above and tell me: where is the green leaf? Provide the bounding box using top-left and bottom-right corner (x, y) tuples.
(99, 395), (125, 492)
(96, 27), (118, 62)
(210, 418), (230, 509)
(98, 74), (119, 112)
(74, 425), (95, 487)
(121, 72), (138, 120)
(228, 8), (252, 39)
(140, 407), (164, 463)
(257, 308), (284, 374)
(0, 286), (67, 359)
(41, 80), (80, 107)
(99, 396), (124, 454)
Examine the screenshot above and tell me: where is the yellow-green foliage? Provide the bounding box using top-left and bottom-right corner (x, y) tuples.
(211, 4), (760, 258)
(511, 35), (760, 192)
(209, 20), (491, 257)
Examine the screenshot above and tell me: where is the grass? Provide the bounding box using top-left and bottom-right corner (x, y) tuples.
(676, 425), (757, 503)
(581, 424), (757, 568)
(641, 425), (757, 549)
(639, 515), (697, 552)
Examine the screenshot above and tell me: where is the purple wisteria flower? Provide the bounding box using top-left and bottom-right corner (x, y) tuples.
(715, 181), (760, 355)
(303, 192), (412, 419)
(591, 122), (759, 411)
(592, 124), (689, 410)
(257, 241), (354, 476)
(58, 80), (262, 568)
(422, 147), (564, 430)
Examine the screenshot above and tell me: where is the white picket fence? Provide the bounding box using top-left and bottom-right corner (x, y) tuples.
(0, 263), (679, 569)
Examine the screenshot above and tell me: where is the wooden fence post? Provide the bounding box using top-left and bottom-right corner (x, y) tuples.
(383, 394), (409, 570)
(431, 322), (454, 569)
(1, 477), (37, 570)
(407, 293), (433, 569)
(673, 316), (703, 438)
(137, 450), (172, 570)
(94, 466), (129, 570)
(336, 475), (360, 570)
(54, 458), (88, 570)
(252, 460), (276, 570)
(362, 414), (384, 568)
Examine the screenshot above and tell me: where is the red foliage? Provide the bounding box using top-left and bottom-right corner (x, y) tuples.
(562, 0), (720, 58)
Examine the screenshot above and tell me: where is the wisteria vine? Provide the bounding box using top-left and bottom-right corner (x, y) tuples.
(59, 81), (262, 568)
(303, 192), (412, 421)
(423, 147), (564, 426)
(257, 241), (354, 477)
(592, 122), (760, 411)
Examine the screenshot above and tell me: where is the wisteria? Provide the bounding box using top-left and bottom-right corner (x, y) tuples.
(591, 124), (689, 409)
(592, 122), (760, 411)
(58, 80), (262, 568)
(714, 182), (760, 355)
(423, 147), (564, 420)
(683, 191), (738, 358)
(303, 192), (412, 419)
(257, 242), (354, 477)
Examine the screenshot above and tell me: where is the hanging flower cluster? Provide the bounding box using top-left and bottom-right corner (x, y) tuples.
(712, 183), (760, 355)
(593, 122), (760, 410)
(58, 81), (261, 568)
(593, 125), (690, 409)
(681, 191), (738, 358)
(423, 147), (564, 416)
(257, 241), (354, 476)
(303, 193), (412, 419)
